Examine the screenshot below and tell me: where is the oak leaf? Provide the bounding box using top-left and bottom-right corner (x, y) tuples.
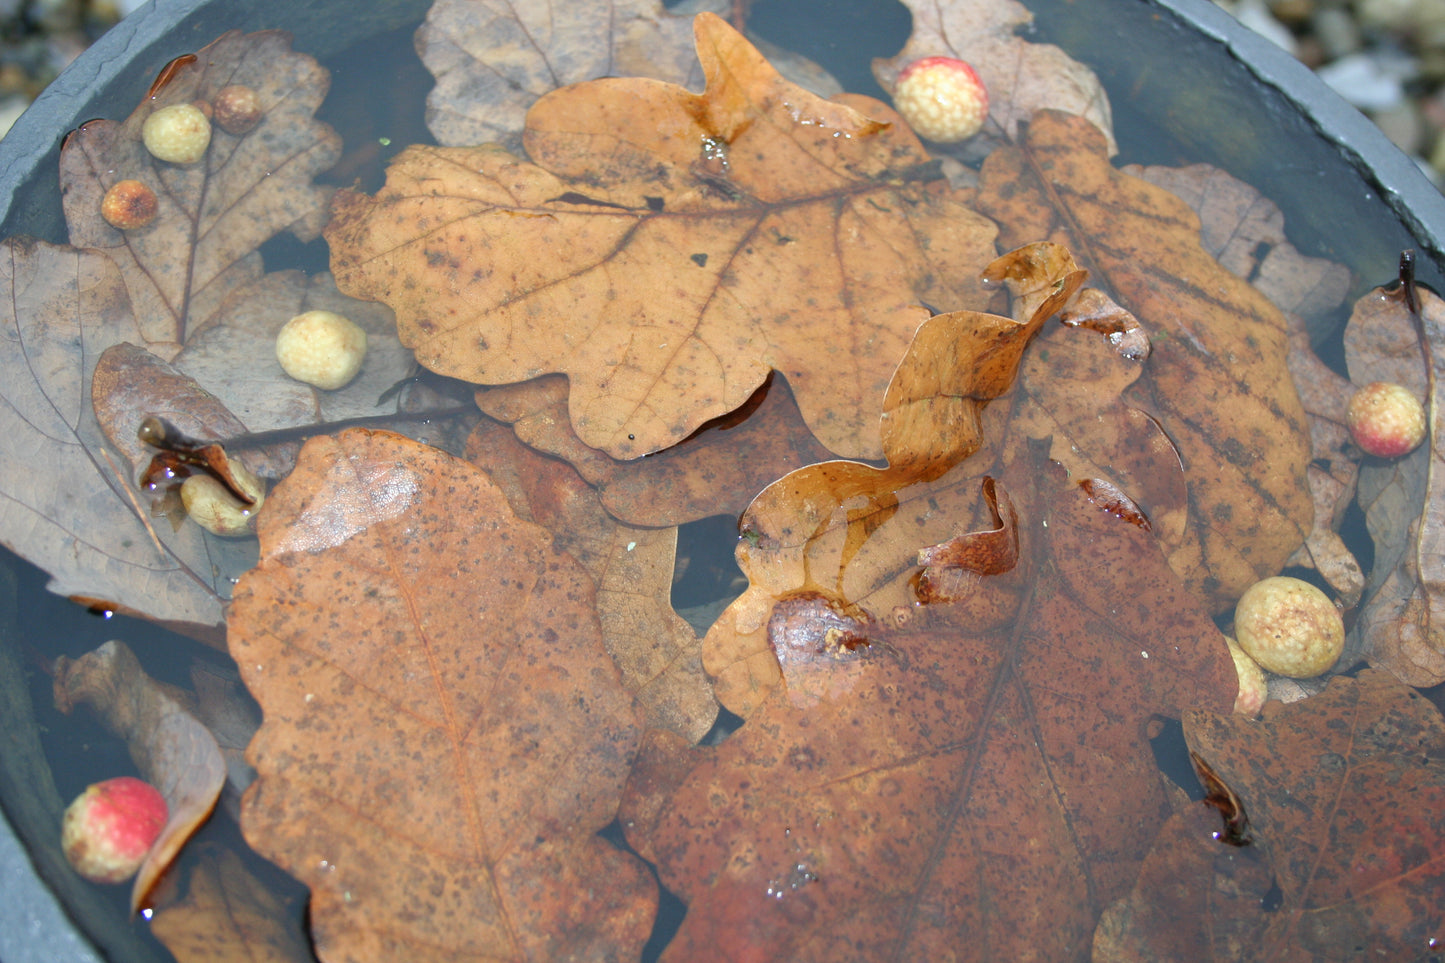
(977, 110), (1314, 612)
(465, 417), (718, 741)
(873, 0), (1115, 154)
(228, 429), (653, 962)
(1101, 670), (1445, 961)
(623, 464), (1236, 961)
(59, 31), (340, 355)
(327, 13), (1001, 460)
(1124, 161), (1362, 605)
(705, 241), (1088, 713)
(0, 34), (428, 633)
(149, 843), (311, 963)
(474, 372), (834, 526)
(416, 0), (711, 149)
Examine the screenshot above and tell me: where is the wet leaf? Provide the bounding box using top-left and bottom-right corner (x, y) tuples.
(149, 842), (312, 963)
(328, 13), (1000, 460)
(977, 111), (1314, 612)
(1121, 163), (1351, 326)
(417, 0), (711, 148)
(0, 33), (435, 633)
(1111, 670), (1445, 961)
(52, 639), (227, 912)
(1125, 162), (1362, 603)
(60, 31), (340, 355)
(1343, 282), (1445, 684)
(465, 418), (718, 741)
(873, 0), (1115, 154)
(623, 464), (1236, 961)
(474, 372), (834, 526)
(0, 239), (231, 630)
(228, 429), (653, 961)
(705, 241), (1087, 713)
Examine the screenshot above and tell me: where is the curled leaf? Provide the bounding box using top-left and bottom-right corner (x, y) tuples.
(53, 639), (227, 912)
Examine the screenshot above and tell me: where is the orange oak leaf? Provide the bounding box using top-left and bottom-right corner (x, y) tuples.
(977, 110), (1313, 612)
(623, 464), (1236, 961)
(228, 429), (653, 961)
(327, 13), (1000, 460)
(705, 241), (1086, 714)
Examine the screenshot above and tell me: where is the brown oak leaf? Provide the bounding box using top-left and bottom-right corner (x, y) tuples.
(623, 463), (1236, 961)
(229, 429), (653, 961)
(1106, 670), (1445, 961)
(977, 110), (1314, 612)
(327, 13), (1000, 460)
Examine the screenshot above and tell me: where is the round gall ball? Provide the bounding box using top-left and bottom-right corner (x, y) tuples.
(892, 56), (989, 143)
(100, 179), (158, 230)
(1347, 381), (1427, 458)
(142, 103), (212, 165)
(213, 85), (263, 135)
(1233, 576), (1344, 678)
(61, 777), (168, 885)
(276, 310), (368, 390)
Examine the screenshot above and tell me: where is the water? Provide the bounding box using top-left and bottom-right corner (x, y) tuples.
(2, 0), (1443, 959)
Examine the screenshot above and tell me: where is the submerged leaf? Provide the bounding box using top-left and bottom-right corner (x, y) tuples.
(229, 429), (653, 961)
(60, 31), (340, 354)
(417, 0), (709, 148)
(977, 111), (1313, 612)
(874, 0), (1115, 153)
(465, 418), (718, 741)
(707, 242), (1085, 713)
(329, 13), (1000, 460)
(474, 372), (834, 526)
(0, 239), (229, 630)
(625, 466), (1236, 961)
(1151, 671), (1445, 960)
(149, 842), (311, 963)
(1344, 282), (1445, 684)
(53, 639), (227, 912)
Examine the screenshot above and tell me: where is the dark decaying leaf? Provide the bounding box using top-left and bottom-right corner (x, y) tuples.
(977, 110), (1313, 612)
(229, 429), (654, 961)
(329, 14), (1001, 460)
(52, 639), (227, 912)
(149, 842), (312, 963)
(465, 418), (718, 741)
(1098, 671), (1445, 961)
(623, 462), (1236, 962)
(1343, 282), (1445, 684)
